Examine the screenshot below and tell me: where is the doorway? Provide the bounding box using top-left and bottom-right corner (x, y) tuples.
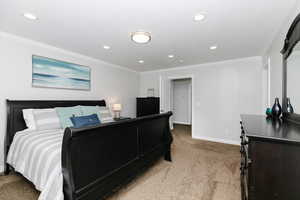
(171, 78), (192, 125)
(159, 75), (194, 138)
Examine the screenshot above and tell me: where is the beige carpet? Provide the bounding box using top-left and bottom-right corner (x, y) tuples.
(0, 124), (241, 200)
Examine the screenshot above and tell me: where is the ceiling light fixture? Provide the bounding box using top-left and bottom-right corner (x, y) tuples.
(179, 60), (184, 63)
(23, 13), (38, 20)
(103, 45), (111, 50)
(138, 60), (144, 64)
(194, 13), (206, 21)
(210, 45), (218, 50)
(168, 54), (175, 58)
(131, 31), (151, 44)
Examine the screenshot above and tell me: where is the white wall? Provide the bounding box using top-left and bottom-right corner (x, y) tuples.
(0, 32), (140, 172)
(263, 1), (300, 103)
(140, 57), (264, 145)
(172, 79), (192, 125)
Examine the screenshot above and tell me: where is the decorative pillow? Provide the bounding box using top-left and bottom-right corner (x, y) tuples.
(22, 109), (36, 130)
(70, 114), (100, 128)
(33, 108), (61, 130)
(80, 106), (102, 121)
(55, 106), (82, 129)
(98, 106), (114, 122)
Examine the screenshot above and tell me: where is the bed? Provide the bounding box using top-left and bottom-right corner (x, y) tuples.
(5, 100), (173, 200)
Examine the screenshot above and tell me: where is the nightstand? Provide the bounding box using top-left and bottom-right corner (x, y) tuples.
(113, 117), (131, 122)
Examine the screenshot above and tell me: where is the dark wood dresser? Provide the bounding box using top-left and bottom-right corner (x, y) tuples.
(136, 97), (160, 117)
(240, 114), (300, 200)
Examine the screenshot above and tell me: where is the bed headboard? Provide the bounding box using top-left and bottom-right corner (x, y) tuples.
(5, 99), (106, 154)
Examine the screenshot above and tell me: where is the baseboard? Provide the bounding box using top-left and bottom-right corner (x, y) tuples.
(173, 121), (191, 125)
(0, 165), (4, 175)
(192, 135), (240, 146)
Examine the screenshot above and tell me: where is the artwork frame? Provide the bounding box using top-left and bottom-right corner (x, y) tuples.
(32, 55), (91, 91)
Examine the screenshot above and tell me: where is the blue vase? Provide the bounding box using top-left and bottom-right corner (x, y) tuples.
(265, 108), (272, 117)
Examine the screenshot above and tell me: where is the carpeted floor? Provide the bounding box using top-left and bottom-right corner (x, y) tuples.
(0, 124), (241, 200)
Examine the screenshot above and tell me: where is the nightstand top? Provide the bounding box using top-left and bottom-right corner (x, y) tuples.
(113, 117), (131, 121)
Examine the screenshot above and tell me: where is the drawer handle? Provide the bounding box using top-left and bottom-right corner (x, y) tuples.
(248, 158), (252, 165)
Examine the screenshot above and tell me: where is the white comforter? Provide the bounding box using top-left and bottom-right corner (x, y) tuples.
(7, 129), (64, 200)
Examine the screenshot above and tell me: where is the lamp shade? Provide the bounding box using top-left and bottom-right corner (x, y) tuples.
(112, 104), (122, 111)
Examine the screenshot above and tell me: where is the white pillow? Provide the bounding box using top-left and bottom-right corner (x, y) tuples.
(22, 109), (36, 130)
(98, 106), (114, 122)
(33, 108), (62, 130)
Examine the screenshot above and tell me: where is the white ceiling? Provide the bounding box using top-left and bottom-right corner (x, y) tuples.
(0, 0), (297, 72)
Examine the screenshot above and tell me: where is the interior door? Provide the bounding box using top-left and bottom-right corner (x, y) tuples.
(159, 76), (173, 129)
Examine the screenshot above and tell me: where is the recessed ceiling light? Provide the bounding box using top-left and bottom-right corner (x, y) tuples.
(194, 13), (206, 21)
(131, 31), (151, 44)
(168, 54), (175, 58)
(138, 60), (144, 64)
(103, 45), (111, 50)
(23, 13), (38, 20)
(210, 45), (218, 50)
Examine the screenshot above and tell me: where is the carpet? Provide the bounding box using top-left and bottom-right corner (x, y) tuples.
(0, 124), (241, 200)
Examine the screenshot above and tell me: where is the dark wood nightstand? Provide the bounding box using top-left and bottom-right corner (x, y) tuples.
(113, 117), (131, 122)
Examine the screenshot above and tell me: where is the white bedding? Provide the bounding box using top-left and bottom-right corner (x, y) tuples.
(7, 129), (65, 200)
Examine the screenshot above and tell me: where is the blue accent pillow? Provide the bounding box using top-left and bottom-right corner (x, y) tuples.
(70, 114), (100, 128)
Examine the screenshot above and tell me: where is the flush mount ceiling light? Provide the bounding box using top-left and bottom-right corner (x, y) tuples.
(131, 31), (151, 44)
(210, 45), (218, 50)
(23, 13), (38, 20)
(168, 54), (175, 58)
(103, 45), (111, 50)
(138, 60), (144, 64)
(194, 13), (206, 21)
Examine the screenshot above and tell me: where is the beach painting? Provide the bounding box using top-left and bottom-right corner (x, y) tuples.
(32, 55), (91, 90)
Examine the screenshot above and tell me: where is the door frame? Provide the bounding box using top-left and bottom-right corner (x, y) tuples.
(159, 75), (195, 138)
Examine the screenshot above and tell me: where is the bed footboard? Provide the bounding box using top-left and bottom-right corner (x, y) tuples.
(62, 112), (172, 200)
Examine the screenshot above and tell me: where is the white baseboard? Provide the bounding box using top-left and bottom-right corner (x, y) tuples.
(192, 135), (240, 146)
(0, 165), (4, 175)
(173, 121), (191, 125)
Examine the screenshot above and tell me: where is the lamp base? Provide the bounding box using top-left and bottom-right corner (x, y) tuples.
(114, 111), (121, 119)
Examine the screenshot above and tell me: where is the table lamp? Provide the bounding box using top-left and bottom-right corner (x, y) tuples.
(112, 104), (122, 119)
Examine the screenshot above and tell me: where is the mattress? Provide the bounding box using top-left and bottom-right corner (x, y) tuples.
(7, 129), (64, 200)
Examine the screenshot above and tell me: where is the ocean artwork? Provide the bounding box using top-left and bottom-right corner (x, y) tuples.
(32, 55), (91, 90)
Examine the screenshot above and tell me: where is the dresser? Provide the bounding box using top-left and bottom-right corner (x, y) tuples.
(240, 115), (300, 200)
(136, 97), (160, 117)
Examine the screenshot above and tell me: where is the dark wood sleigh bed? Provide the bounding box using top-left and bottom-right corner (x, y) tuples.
(4, 99), (173, 200)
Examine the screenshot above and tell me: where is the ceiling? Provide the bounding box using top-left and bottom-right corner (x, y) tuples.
(0, 0), (297, 72)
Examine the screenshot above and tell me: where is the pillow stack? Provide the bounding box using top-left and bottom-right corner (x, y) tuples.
(23, 105), (114, 131)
